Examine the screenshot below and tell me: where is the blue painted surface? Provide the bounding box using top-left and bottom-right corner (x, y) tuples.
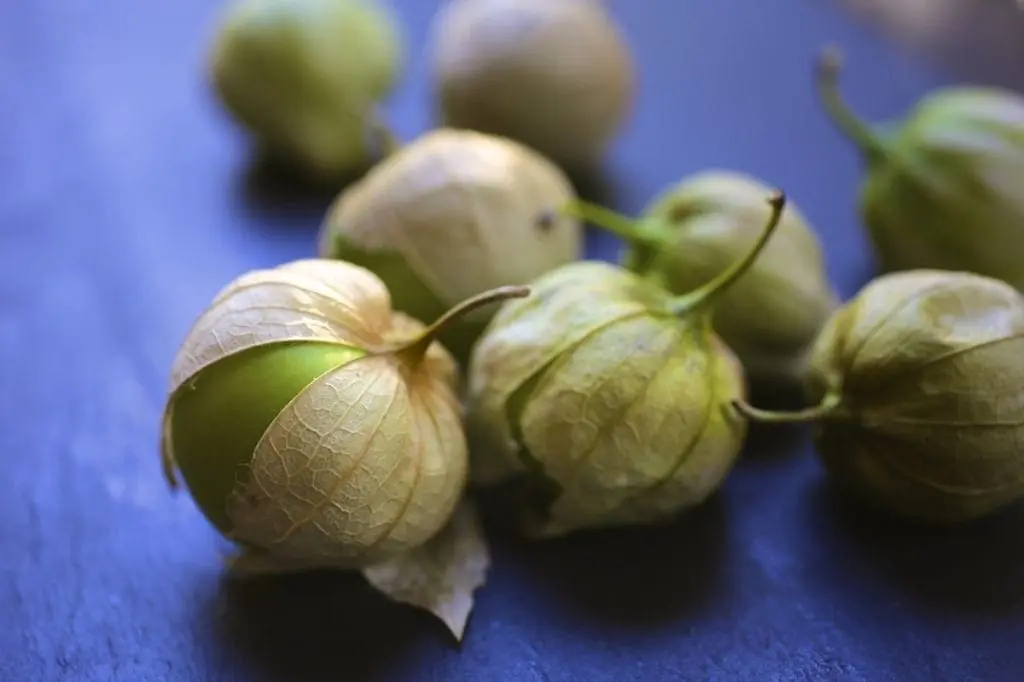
(2, 1), (1023, 680)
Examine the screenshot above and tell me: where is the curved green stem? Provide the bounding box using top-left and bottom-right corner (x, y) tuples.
(557, 199), (667, 275)
(558, 200), (661, 249)
(816, 46), (887, 163)
(669, 191), (786, 317)
(393, 285), (530, 367)
(732, 391), (843, 424)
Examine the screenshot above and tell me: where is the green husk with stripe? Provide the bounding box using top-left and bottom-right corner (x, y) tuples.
(562, 169), (839, 389)
(817, 47), (1024, 290)
(464, 192), (788, 538)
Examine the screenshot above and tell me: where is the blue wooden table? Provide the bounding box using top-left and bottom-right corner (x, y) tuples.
(4, 1), (1024, 680)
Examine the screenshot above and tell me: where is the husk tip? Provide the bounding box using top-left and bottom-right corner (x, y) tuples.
(817, 44), (844, 79)
(365, 107), (402, 158)
(535, 209), (558, 232)
(159, 407), (181, 490)
(495, 284), (531, 301)
(161, 455), (180, 490)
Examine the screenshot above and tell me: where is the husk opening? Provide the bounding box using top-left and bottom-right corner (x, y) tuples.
(163, 339), (367, 534)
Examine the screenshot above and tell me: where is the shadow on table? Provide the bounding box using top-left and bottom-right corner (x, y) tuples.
(215, 569), (436, 682)
(568, 162), (621, 210)
(485, 494), (731, 630)
(234, 150), (370, 237)
(563, 161), (637, 263)
(741, 418), (812, 463)
(810, 478), (1024, 617)
(738, 378), (816, 461)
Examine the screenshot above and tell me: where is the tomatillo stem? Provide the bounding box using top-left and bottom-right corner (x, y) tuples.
(394, 285), (531, 366)
(669, 191), (786, 317)
(558, 200), (664, 250)
(816, 46), (887, 163)
(732, 391), (843, 424)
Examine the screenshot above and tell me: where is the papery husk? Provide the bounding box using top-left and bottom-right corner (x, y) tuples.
(209, 0), (404, 178)
(160, 259), (526, 638)
(737, 269), (1024, 523)
(318, 127), (583, 363)
(162, 258), (464, 566)
(576, 169), (839, 388)
(818, 47), (1024, 291)
(428, 0), (634, 168)
(466, 193), (788, 538)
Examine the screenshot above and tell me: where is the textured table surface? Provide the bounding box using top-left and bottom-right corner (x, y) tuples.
(4, 1), (1024, 681)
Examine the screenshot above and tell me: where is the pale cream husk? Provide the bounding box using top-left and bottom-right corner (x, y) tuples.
(161, 259), (467, 569)
(321, 127), (583, 324)
(430, 0), (634, 166)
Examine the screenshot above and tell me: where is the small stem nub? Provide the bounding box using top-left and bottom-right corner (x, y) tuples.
(556, 200), (661, 250)
(367, 108), (402, 158)
(535, 210), (557, 233)
(732, 391), (842, 424)
(816, 45), (887, 163)
(393, 285), (531, 366)
(669, 191), (787, 316)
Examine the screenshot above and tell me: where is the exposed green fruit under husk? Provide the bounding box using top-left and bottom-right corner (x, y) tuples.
(818, 48), (1024, 290)
(465, 192), (788, 538)
(736, 269), (1024, 523)
(210, 0), (404, 178)
(429, 0), (634, 168)
(570, 170), (839, 387)
(160, 258), (527, 569)
(170, 340), (366, 534)
(318, 128), (583, 364)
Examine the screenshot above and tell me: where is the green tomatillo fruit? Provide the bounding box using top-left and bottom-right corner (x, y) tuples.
(817, 47), (1024, 290)
(464, 191), (789, 539)
(428, 0), (634, 169)
(317, 127), (583, 365)
(160, 258), (528, 570)
(567, 169), (839, 388)
(209, 0), (404, 179)
(735, 269), (1024, 524)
